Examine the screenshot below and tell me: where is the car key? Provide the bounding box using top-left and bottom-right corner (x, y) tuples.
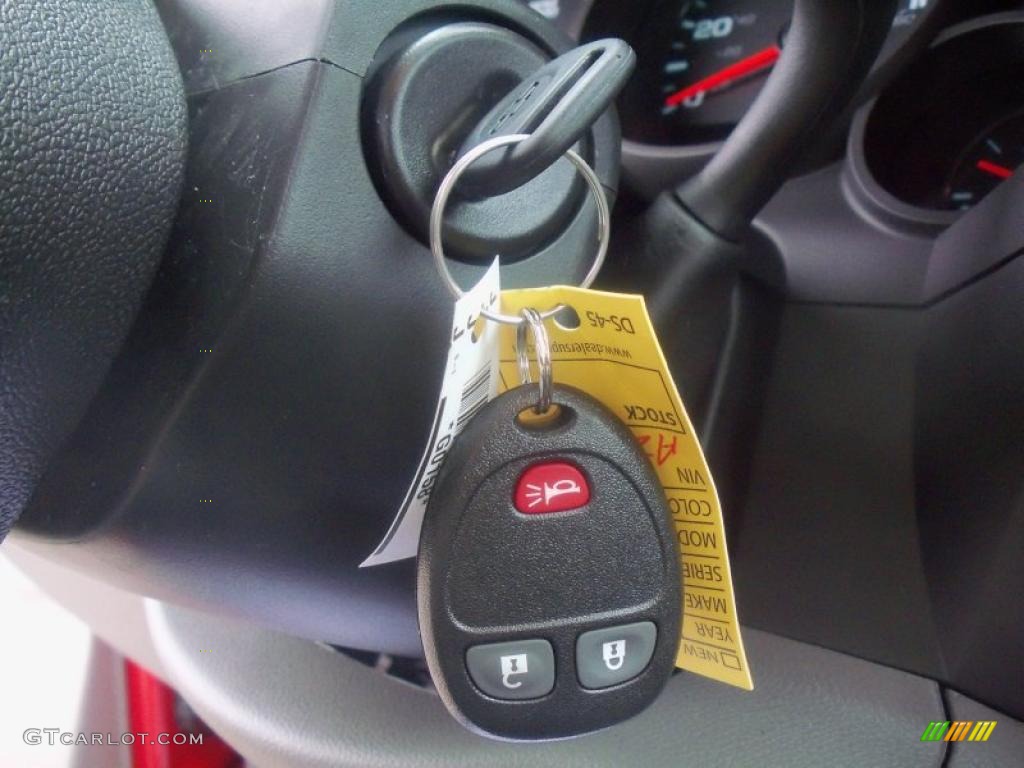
(417, 382), (681, 741)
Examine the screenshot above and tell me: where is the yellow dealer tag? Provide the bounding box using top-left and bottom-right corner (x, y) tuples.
(498, 286), (753, 691)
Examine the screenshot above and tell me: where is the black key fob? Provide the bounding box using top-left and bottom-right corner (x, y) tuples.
(417, 384), (681, 741)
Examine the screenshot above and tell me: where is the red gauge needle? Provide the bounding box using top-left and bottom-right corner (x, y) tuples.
(976, 159), (1013, 180)
(664, 45), (781, 108)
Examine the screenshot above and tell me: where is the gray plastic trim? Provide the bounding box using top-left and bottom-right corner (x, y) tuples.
(3, 540), (955, 767)
(147, 601), (949, 767)
(946, 690), (1024, 767)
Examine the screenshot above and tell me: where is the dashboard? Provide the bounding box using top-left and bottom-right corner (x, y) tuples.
(8, 3), (1023, 758)
(857, 11), (1024, 223)
(522, 0), (1024, 219)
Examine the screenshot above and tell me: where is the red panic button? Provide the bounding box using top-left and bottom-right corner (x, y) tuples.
(514, 462), (591, 514)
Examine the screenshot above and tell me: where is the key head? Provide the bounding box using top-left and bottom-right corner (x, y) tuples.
(457, 39), (636, 198)
(418, 384), (681, 740)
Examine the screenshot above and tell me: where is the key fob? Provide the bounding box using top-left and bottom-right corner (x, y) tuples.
(417, 384), (681, 740)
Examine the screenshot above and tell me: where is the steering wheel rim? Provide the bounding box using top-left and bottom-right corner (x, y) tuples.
(0, 0), (186, 544)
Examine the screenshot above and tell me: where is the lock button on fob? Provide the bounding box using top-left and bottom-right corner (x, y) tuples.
(576, 622), (657, 690)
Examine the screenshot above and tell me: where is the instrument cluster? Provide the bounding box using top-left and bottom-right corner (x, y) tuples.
(522, 0), (1021, 210)
(854, 11), (1024, 220)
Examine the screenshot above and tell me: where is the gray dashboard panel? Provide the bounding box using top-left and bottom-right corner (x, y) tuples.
(147, 600), (950, 767)
(0, 469), (976, 768)
(731, 302), (945, 677)
(946, 690), (1024, 767)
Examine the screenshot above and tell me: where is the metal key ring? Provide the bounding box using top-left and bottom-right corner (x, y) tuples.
(515, 307), (554, 413)
(430, 133), (611, 326)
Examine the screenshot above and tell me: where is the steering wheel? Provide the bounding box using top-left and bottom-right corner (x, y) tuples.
(0, 1), (185, 543)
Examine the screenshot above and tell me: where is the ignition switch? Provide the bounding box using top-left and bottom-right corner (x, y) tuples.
(361, 17), (631, 264)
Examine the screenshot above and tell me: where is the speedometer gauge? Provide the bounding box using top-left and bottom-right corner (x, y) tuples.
(587, 0), (935, 149)
(616, 0), (793, 145)
(580, 0), (942, 194)
(659, 2), (788, 128)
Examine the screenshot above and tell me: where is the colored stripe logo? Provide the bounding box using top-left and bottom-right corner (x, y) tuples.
(921, 721), (997, 742)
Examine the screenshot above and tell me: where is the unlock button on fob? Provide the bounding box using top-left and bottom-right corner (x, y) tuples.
(576, 622), (657, 689)
(466, 639), (555, 700)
